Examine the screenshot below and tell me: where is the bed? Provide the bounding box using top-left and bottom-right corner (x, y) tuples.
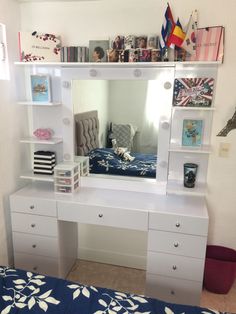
(74, 111), (157, 178)
(0, 266), (225, 314)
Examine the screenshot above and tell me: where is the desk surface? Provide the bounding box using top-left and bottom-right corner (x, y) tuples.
(13, 182), (208, 219)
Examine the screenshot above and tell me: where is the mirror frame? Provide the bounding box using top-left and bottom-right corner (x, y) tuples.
(61, 64), (174, 194)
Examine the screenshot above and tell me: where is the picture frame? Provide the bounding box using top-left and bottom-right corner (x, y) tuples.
(30, 74), (51, 102)
(173, 77), (215, 107)
(182, 119), (203, 147)
(89, 40), (109, 62)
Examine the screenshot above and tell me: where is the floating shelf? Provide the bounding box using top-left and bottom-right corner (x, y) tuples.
(20, 171), (54, 182)
(169, 144), (212, 154)
(20, 137), (63, 145)
(167, 179), (207, 196)
(14, 61), (222, 68)
(17, 101), (61, 106)
(172, 107), (215, 111)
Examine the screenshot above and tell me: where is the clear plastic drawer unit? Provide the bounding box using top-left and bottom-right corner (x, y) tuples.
(54, 162), (80, 194)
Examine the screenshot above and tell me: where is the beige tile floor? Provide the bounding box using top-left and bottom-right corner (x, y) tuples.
(67, 259), (236, 313)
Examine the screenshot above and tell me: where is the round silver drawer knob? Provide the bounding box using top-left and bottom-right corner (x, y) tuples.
(98, 214), (103, 218)
(33, 266), (38, 271)
(30, 205), (34, 210)
(31, 224), (36, 228)
(172, 265), (177, 270)
(175, 222), (180, 228)
(170, 290), (175, 295)
(174, 242), (179, 248)
(32, 244), (37, 248)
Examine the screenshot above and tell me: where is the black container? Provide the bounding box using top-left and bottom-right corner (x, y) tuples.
(183, 163), (198, 188)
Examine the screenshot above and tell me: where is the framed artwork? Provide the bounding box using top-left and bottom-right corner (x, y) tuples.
(89, 40), (109, 62)
(30, 74), (51, 102)
(173, 77), (214, 107)
(182, 119), (203, 147)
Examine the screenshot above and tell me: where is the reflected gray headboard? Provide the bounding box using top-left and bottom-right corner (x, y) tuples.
(74, 110), (99, 156)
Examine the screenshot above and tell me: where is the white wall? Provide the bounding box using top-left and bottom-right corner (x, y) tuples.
(16, 0), (236, 268)
(108, 80), (158, 153)
(0, 0), (23, 266)
(73, 80), (109, 147)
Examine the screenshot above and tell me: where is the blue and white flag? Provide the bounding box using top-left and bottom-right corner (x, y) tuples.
(160, 3), (175, 50)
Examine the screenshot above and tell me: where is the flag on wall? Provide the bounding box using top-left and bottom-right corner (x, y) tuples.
(167, 18), (186, 48)
(160, 3), (175, 49)
(181, 10), (198, 56)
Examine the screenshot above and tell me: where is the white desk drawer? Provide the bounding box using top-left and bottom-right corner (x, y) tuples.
(149, 212), (208, 236)
(58, 202), (148, 231)
(148, 230), (207, 258)
(13, 232), (58, 258)
(147, 251), (204, 281)
(14, 252), (58, 277)
(10, 195), (57, 217)
(146, 273), (201, 306)
(11, 213), (58, 237)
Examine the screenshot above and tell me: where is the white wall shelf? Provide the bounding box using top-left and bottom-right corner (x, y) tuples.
(168, 144), (212, 154)
(20, 171), (54, 182)
(18, 101), (62, 106)
(167, 63), (218, 196)
(14, 61), (221, 68)
(172, 107), (215, 111)
(20, 137), (63, 145)
(167, 179), (207, 196)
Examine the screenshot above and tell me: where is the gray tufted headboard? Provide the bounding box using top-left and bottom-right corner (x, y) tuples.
(74, 110), (99, 156)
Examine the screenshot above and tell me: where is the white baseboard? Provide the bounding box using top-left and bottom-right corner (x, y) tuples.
(78, 246), (147, 270)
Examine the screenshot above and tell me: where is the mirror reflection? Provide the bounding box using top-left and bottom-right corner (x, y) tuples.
(73, 80), (161, 179)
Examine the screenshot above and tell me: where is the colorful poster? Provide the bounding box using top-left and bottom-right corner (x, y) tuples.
(173, 77), (214, 107)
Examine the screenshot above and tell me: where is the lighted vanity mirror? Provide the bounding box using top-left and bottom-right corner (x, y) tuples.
(62, 64), (174, 191)
(73, 79), (161, 179)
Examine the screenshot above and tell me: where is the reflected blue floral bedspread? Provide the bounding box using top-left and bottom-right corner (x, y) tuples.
(0, 266), (226, 314)
(88, 148), (157, 178)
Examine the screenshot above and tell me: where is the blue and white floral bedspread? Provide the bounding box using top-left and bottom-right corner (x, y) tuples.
(0, 266), (226, 314)
(88, 148), (157, 178)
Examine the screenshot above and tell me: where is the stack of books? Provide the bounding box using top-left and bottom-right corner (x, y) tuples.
(60, 46), (89, 62)
(33, 151), (56, 175)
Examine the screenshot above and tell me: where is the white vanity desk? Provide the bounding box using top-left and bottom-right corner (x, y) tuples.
(12, 61), (219, 305)
(10, 182), (208, 306)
